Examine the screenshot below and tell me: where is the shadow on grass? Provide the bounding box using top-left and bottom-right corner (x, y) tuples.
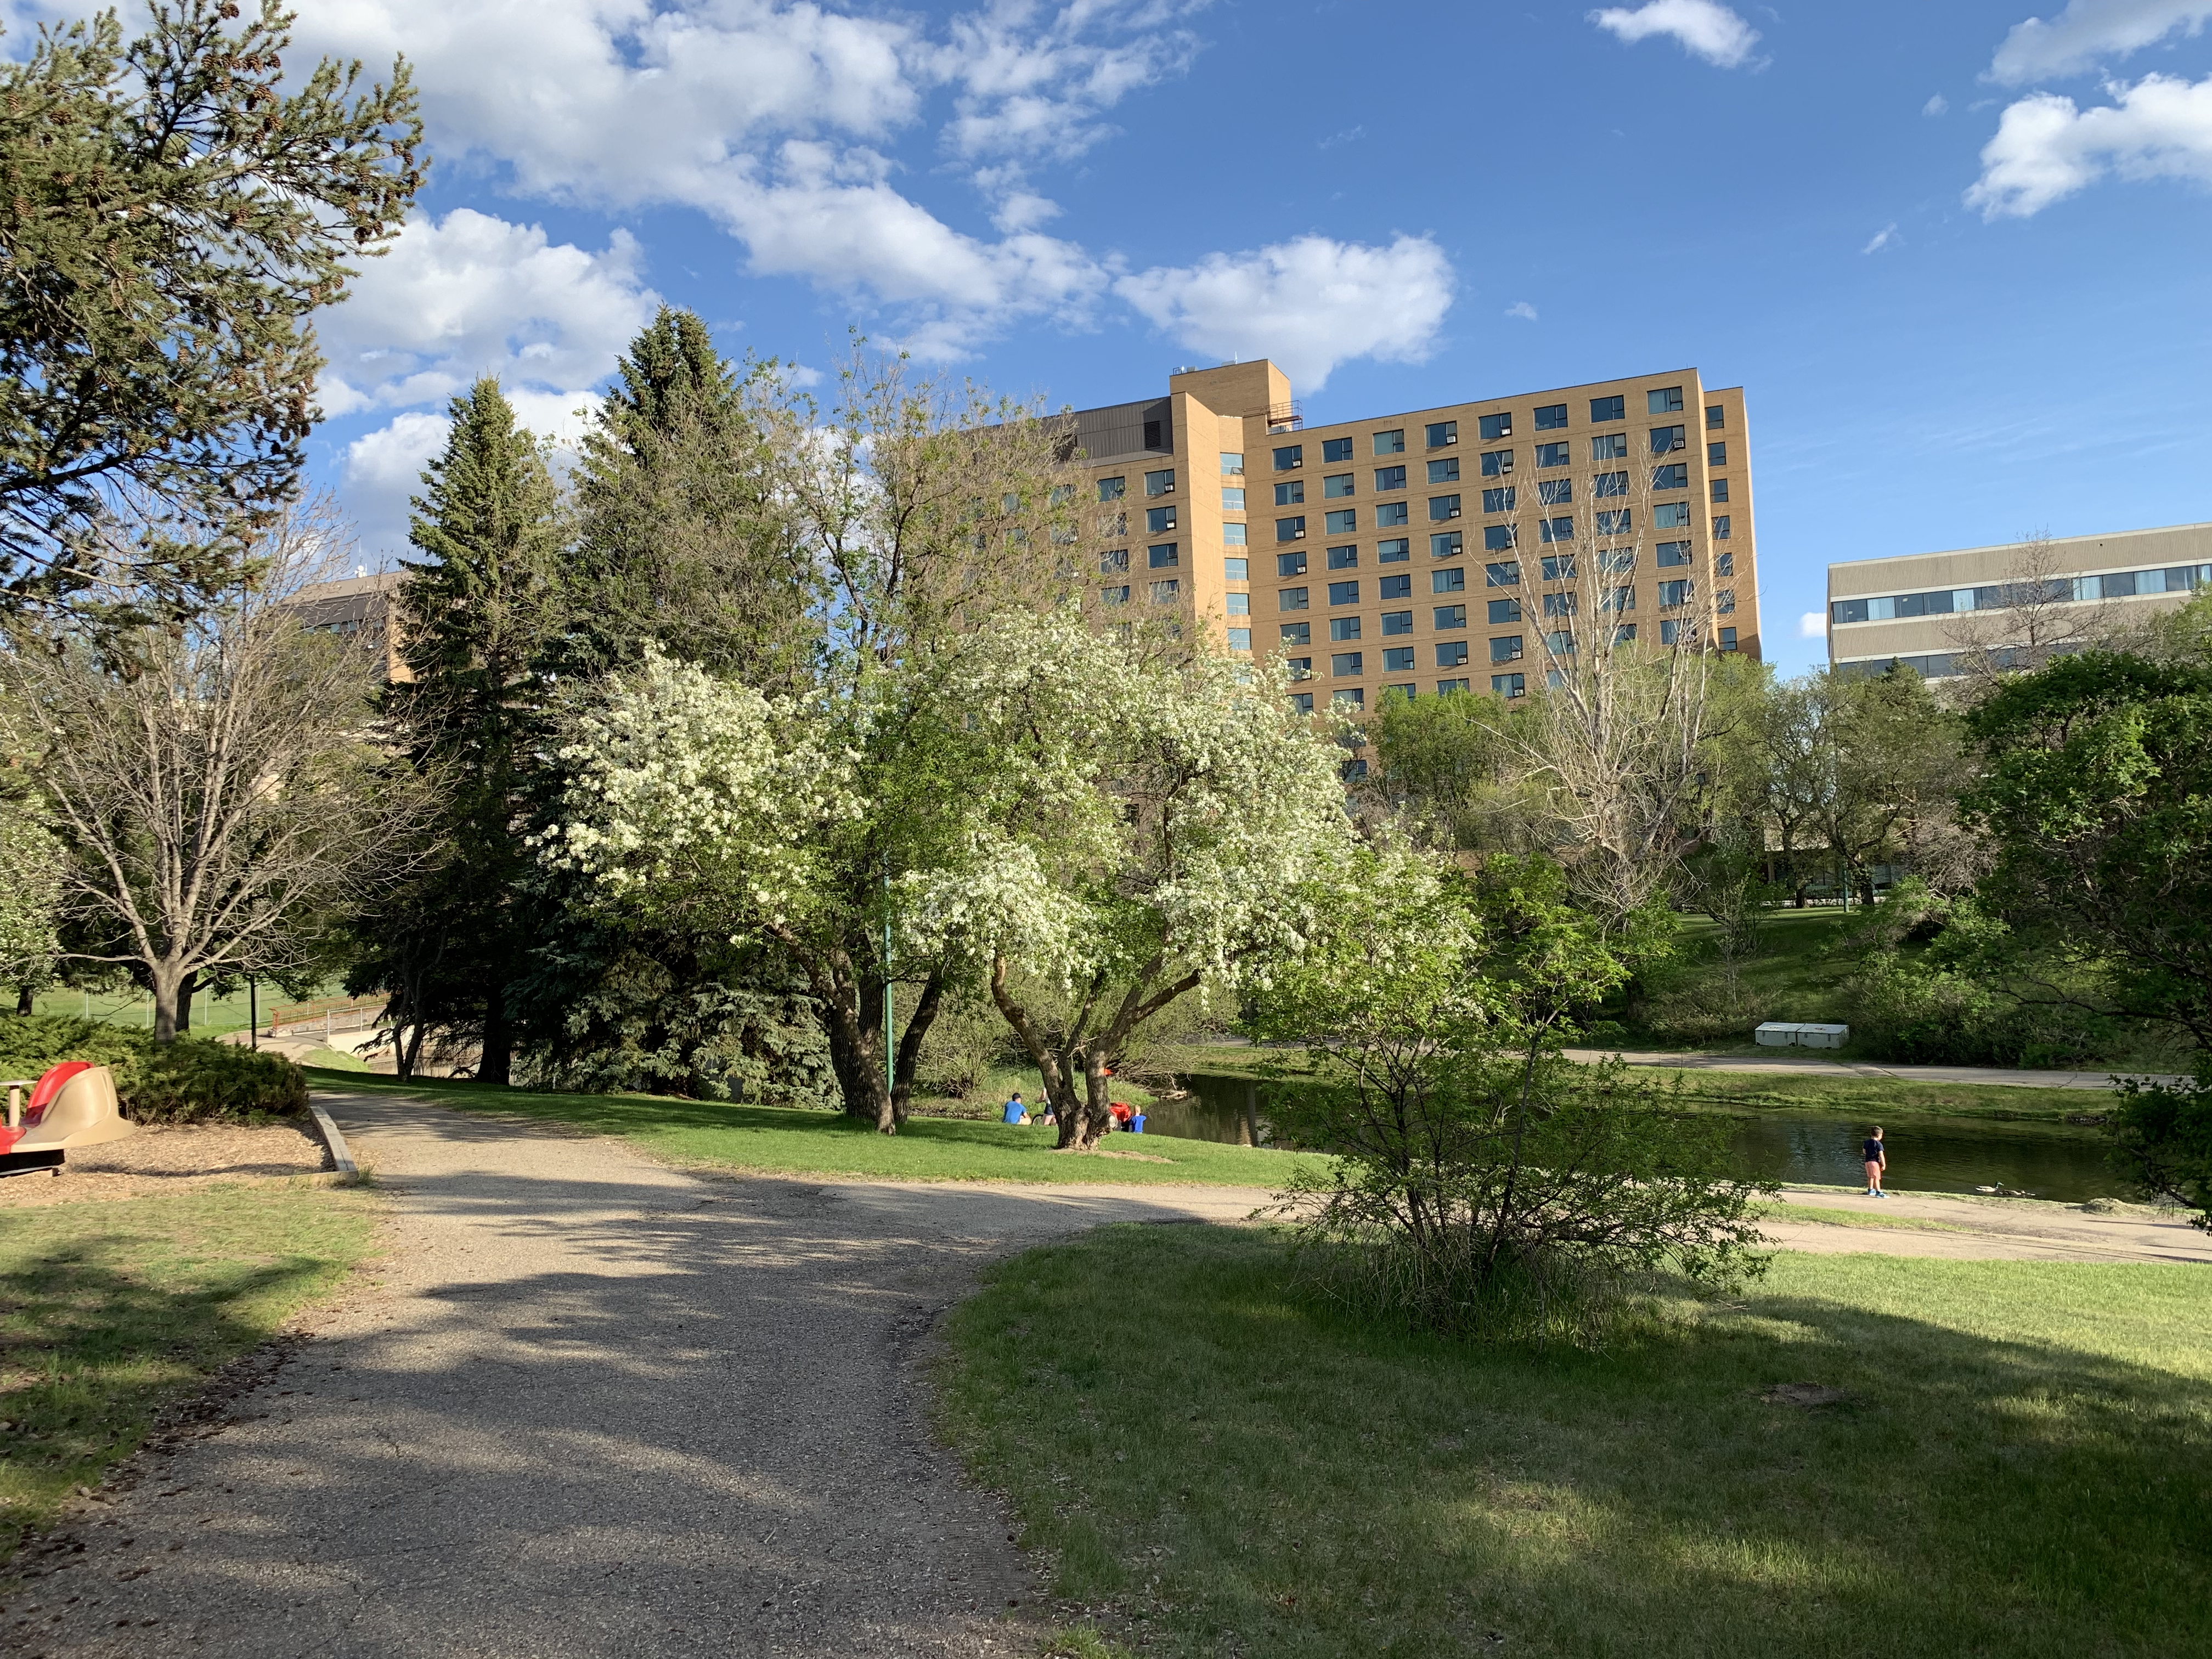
(938, 1224), (2212, 1659)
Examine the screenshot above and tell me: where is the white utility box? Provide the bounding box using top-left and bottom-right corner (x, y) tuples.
(1754, 1022), (1850, 1049)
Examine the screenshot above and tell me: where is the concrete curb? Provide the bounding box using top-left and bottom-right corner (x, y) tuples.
(307, 1099), (358, 1176)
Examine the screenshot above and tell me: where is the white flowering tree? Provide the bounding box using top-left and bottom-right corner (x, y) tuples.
(899, 611), (1360, 1149)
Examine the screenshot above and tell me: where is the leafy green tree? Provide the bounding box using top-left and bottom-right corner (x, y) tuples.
(0, 793), (64, 1011)
(0, 2), (420, 619)
(1963, 639), (2212, 1220)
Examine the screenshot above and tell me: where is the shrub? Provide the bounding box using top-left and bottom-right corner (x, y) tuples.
(0, 1015), (306, 1124)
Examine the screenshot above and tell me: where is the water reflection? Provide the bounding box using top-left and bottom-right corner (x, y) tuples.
(1149, 1071), (2125, 1203)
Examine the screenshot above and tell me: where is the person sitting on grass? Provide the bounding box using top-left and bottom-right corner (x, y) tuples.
(1002, 1091), (1029, 1126)
(1109, 1101), (1133, 1131)
(1863, 1125), (1888, 1197)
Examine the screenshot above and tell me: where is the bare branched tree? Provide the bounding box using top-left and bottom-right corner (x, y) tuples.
(1943, 532), (2121, 692)
(0, 501), (430, 1041)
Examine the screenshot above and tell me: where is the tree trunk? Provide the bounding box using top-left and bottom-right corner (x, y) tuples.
(149, 964), (185, 1044)
(13, 984), (31, 1016)
(478, 980), (512, 1086)
(989, 955), (1086, 1136)
(176, 971), (197, 1034)
(890, 970), (945, 1127)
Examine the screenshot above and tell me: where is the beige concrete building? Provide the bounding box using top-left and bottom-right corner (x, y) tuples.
(287, 570), (412, 682)
(1826, 521), (2212, 678)
(1066, 360), (1761, 709)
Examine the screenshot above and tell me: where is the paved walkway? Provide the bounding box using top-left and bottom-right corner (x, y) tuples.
(8, 1097), (2206, 1657)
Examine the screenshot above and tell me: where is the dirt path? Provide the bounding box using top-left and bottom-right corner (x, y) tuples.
(9, 1098), (2204, 1658)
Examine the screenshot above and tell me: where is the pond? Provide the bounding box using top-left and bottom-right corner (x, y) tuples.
(1148, 1072), (2128, 1204)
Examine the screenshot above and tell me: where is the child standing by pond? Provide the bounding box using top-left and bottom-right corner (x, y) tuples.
(1863, 1126), (1887, 1197)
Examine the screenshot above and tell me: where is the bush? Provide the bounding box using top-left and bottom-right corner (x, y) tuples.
(0, 1015), (306, 1124)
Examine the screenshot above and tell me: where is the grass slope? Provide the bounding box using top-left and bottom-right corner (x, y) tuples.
(0, 1184), (374, 1556)
(306, 1070), (1323, 1189)
(940, 1226), (2212, 1658)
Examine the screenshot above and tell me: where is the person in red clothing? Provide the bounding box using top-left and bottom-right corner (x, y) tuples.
(1109, 1101), (1134, 1130)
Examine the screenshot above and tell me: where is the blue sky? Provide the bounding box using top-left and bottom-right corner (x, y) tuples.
(60, 0), (2212, 674)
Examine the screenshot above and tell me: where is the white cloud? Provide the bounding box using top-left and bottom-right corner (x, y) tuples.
(341, 411), (453, 559)
(1114, 235), (1455, 392)
(1799, 611), (1830, 640)
(1588, 0), (1762, 69)
(1505, 301), (1540, 321)
(318, 208), (662, 416)
(1925, 93), (1950, 116)
(1862, 223), (1900, 252)
(1989, 1), (2212, 86)
(1966, 72), (2212, 216)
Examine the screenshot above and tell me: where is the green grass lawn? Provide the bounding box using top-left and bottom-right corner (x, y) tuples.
(939, 1226), (2211, 1658)
(305, 1069), (1325, 1189)
(0, 1183), (374, 1558)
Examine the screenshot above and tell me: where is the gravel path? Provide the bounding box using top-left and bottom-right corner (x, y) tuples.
(7, 1095), (2204, 1657)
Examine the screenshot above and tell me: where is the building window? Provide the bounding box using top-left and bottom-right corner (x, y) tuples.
(1543, 591), (1576, 618)
(1101, 548), (1129, 573)
(1149, 543), (1179, 568)
(1426, 458), (1459, 485)
(1437, 566), (1470, 593)
(1376, 501), (1410, 527)
(1590, 435), (1629, 465)
(1534, 403), (1568, 430)
(1332, 651), (1363, 675)
(1329, 580), (1359, 605)
(1384, 646), (1415, 672)
(1327, 545), (1359, 570)
(1326, 509), (1358, 534)
(1221, 451), (1244, 475)
(1656, 540), (1691, 567)
(1590, 394), (1626, 423)
(1542, 629), (1575, 656)
(1706, 404), (1725, 429)
(1380, 573), (1412, 599)
(1322, 436), (1354, 462)
(1480, 449), (1514, 478)
(1429, 495), (1463, 522)
(1659, 579), (1691, 607)
(1374, 428), (1406, 454)
(1654, 501), (1692, 529)
(1719, 625), (1738, 650)
(1660, 618), (1688, 645)
(1589, 472), (1626, 500)
(1434, 604), (1467, 630)
(1706, 442), (1728, 467)
(1426, 420), (1458, 447)
(1151, 580), (1180, 603)
(1334, 687), (1365, 710)
(1278, 551), (1307, 577)
(1613, 623), (1638, 644)
(1324, 472), (1355, 499)
(1600, 585), (1634, 613)
(1713, 515), (1732, 539)
(1710, 479), (1730, 503)
(1282, 622), (1312, 645)
(1541, 553), (1576, 582)
(1716, 550), (1734, 577)
(1479, 412), (1513, 441)
(1143, 418), (1165, 448)
(1223, 523), (1248, 548)
(1280, 587), (1310, 610)
(1482, 561), (1517, 588)
(1649, 386), (1684, 414)
(1598, 549), (1635, 574)
(1278, 516), (1307, 542)
(1539, 517), (1573, 544)
(1488, 597), (1521, 624)
(1228, 627), (1251, 651)
(1383, 610), (1414, 635)
(1490, 672), (1524, 697)
(1490, 635), (1523, 662)
(1430, 531), (1462, 558)
(1379, 538), (1411, 563)
(1650, 426), (1686, 455)
(1331, 616), (1362, 642)
(1537, 478), (1572, 506)
(1144, 470), (1176, 499)
(1716, 589), (1736, 614)
(1100, 584), (1129, 604)
(1274, 444), (1304, 470)
(1225, 557), (1249, 581)
(1227, 592), (1251, 617)
(1535, 442), (1570, 469)
(1483, 527), (1518, 556)
(1098, 476), (1126, 502)
(1483, 486), (1517, 515)
(1274, 480), (1304, 506)
(1147, 505), (1177, 533)
(1431, 639), (1468, 669)
(1097, 510), (1127, 537)
(1596, 509), (1633, 535)
(1289, 691), (1314, 713)
(1375, 465), (1408, 492)
(1222, 487), (1246, 510)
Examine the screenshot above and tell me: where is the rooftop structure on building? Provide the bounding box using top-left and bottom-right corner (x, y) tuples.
(1826, 521), (2212, 680)
(284, 569), (411, 683)
(1065, 359), (1759, 709)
